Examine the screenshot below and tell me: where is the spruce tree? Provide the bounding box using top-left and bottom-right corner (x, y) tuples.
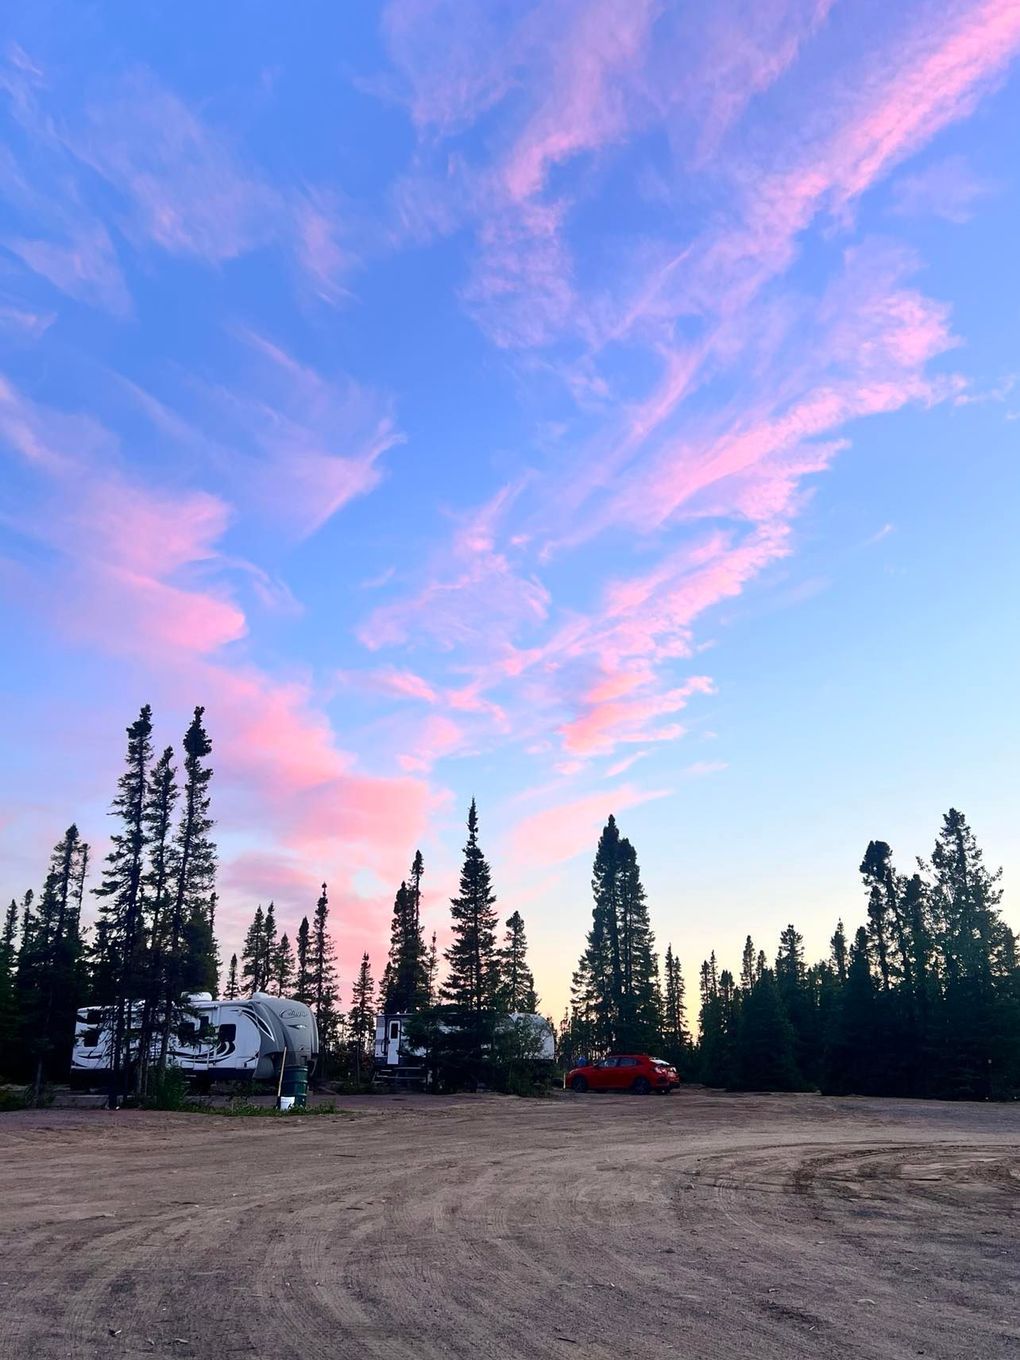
(308, 884), (340, 1056)
(271, 932), (295, 996)
(137, 744), (178, 1088)
(662, 944), (689, 1066)
(443, 800), (501, 1012)
(224, 953), (240, 1000)
(736, 968), (802, 1091)
(295, 916), (312, 1002)
(0, 898), (20, 1065)
(615, 836), (660, 1050)
(498, 911), (538, 1012)
(93, 705), (153, 1092)
(348, 952), (375, 1084)
(240, 905), (268, 994)
(383, 862), (428, 1014)
(157, 706), (216, 1071)
(18, 826), (89, 1100)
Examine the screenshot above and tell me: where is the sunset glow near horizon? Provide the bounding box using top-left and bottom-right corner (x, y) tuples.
(1, 1), (1018, 1021)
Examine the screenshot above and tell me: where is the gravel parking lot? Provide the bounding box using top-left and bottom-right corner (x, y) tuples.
(1, 1087), (1017, 1359)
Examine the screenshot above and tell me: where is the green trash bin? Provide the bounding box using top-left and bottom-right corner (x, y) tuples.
(280, 1062), (308, 1109)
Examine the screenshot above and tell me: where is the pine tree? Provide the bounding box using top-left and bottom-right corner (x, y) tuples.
(740, 935), (756, 992)
(240, 905), (268, 994)
(224, 953), (240, 1000)
(775, 923), (815, 1082)
(615, 835), (660, 1050)
(308, 884), (340, 1056)
(498, 911), (538, 1012)
(383, 869), (428, 1013)
(0, 898), (20, 1064)
(425, 931), (438, 1005)
(157, 706), (217, 1072)
(830, 919), (848, 983)
(262, 902), (278, 991)
(295, 916), (312, 1002)
(443, 800), (501, 1012)
(573, 816), (622, 1053)
(824, 926), (876, 1095)
(736, 968), (802, 1091)
(348, 952), (375, 1084)
(661, 944), (690, 1066)
(93, 705), (153, 1093)
(271, 933), (295, 997)
(18, 826), (89, 1100)
(924, 808), (1005, 1097)
(136, 744), (178, 1088)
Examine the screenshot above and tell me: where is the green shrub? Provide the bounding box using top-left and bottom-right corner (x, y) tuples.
(144, 1065), (191, 1111)
(0, 1084), (30, 1111)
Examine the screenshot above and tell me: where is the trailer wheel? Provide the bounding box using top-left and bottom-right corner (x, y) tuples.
(570, 1076), (588, 1093)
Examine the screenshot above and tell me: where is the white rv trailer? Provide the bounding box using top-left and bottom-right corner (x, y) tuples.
(374, 1010), (555, 1085)
(71, 991), (318, 1084)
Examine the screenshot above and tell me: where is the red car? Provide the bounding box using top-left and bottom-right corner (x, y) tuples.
(566, 1054), (679, 1095)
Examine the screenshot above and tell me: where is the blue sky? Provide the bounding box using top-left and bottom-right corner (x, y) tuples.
(1, 0), (1018, 1017)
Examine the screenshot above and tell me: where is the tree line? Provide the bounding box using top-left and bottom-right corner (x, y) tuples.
(2, 700), (1017, 1103)
(0, 707), (542, 1098)
(563, 808), (1019, 1101)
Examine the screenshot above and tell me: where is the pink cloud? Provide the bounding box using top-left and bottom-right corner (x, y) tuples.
(5, 226), (131, 317)
(891, 153), (996, 224)
(507, 784), (669, 866)
(499, 0), (658, 203)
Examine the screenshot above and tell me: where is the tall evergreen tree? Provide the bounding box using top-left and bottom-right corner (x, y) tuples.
(17, 826), (89, 1099)
(736, 968), (802, 1091)
(308, 884), (340, 1054)
(93, 706), (153, 1092)
(661, 944), (690, 1066)
(224, 953), (240, 1000)
(615, 836), (660, 1050)
(383, 856), (428, 1014)
(443, 800), (501, 1012)
(157, 706), (217, 1071)
(240, 905), (268, 994)
(348, 952), (375, 1084)
(271, 932), (295, 997)
(498, 911), (538, 1012)
(136, 745), (178, 1088)
(295, 915), (312, 1003)
(0, 898), (20, 1064)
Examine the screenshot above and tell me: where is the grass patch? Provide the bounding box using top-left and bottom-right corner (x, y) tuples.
(189, 1100), (352, 1118)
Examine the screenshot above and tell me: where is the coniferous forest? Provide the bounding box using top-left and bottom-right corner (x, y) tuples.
(1, 704), (1018, 1102)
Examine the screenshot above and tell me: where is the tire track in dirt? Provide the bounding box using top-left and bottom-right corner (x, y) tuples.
(1, 1094), (1017, 1360)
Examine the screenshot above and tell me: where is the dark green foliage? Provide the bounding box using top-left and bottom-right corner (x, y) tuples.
(443, 801), (501, 1012)
(498, 911), (538, 1012)
(661, 944), (691, 1070)
(308, 884), (340, 1060)
(347, 952), (375, 1085)
(15, 826), (89, 1098)
(0, 898), (20, 1066)
(570, 816), (662, 1057)
(383, 852), (428, 1013)
(271, 932), (295, 996)
(736, 969), (802, 1091)
(224, 953), (240, 1000)
(295, 916), (312, 1002)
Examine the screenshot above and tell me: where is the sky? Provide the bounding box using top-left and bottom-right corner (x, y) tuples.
(1, 0), (1018, 1021)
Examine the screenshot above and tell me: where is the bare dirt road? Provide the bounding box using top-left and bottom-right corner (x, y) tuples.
(1, 1088), (1017, 1360)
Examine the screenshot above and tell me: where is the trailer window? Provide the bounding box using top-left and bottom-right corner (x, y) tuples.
(217, 1024), (236, 1044)
(81, 1029), (100, 1048)
(178, 1021), (198, 1045)
(389, 1021), (400, 1040)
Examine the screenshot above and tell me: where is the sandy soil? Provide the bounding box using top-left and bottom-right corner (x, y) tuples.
(1, 1087), (1017, 1360)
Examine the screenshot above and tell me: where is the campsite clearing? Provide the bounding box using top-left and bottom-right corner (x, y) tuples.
(1, 1087), (1017, 1359)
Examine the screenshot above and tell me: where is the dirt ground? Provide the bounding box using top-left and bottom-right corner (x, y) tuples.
(1, 1088), (1017, 1360)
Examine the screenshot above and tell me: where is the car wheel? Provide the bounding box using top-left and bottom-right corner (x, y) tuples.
(571, 1076), (588, 1093)
(632, 1077), (652, 1095)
